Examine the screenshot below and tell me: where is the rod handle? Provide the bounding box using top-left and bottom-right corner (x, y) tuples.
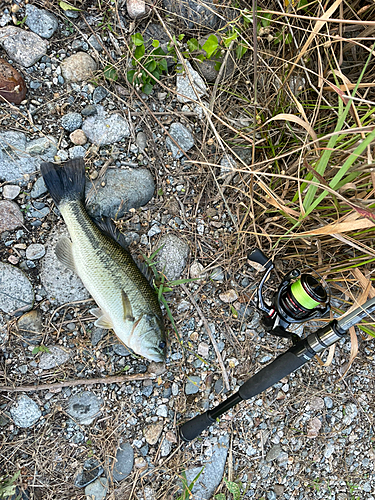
(179, 411), (215, 442)
(248, 248), (273, 269)
(239, 351), (307, 400)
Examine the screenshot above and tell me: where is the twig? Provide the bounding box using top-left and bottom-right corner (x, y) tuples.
(0, 372), (155, 392)
(181, 284), (230, 391)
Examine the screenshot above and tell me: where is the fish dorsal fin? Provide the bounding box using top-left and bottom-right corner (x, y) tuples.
(89, 307), (113, 329)
(134, 258), (155, 286)
(55, 236), (76, 272)
(92, 216), (129, 250)
(121, 290), (134, 322)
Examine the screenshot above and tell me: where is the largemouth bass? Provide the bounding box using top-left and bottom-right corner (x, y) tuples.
(40, 158), (166, 362)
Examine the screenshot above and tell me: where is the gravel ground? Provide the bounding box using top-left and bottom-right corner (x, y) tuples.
(1, 2), (375, 500)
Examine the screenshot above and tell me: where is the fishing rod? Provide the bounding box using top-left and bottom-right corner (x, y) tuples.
(179, 249), (375, 442)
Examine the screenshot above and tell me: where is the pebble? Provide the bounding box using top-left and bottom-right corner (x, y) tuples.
(127, 0), (146, 18)
(61, 52), (97, 82)
(25, 4), (58, 39)
(0, 262), (34, 314)
(67, 391), (103, 425)
(0, 26), (48, 67)
(61, 112), (83, 132)
(82, 104), (97, 116)
(17, 309), (43, 345)
(84, 477), (108, 500)
(26, 243), (45, 260)
(86, 168), (155, 219)
(10, 395), (41, 428)
(324, 396), (333, 409)
(112, 442), (134, 482)
(176, 60), (207, 103)
(38, 345), (71, 370)
(220, 154), (237, 175)
(197, 342), (209, 357)
(219, 289), (238, 304)
(310, 396), (325, 410)
(75, 458), (104, 488)
(92, 86), (108, 104)
(166, 122), (195, 159)
(88, 33), (103, 51)
(155, 233), (190, 281)
(2, 184), (20, 200)
(266, 444), (282, 462)
(156, 405), (168, 417)
(210, 266), (224, 281)
(183, 435), (229, 499)
(69, 129), (87, 145)
(40, 227), (90, 305)
(0, 58), (27, 104)
(144, 421), (163, 445)
(82, 109), (130, 145)
(69, 145), (86, 159)
(113, 343), (131, 356)
(306, 416), (322, 438)
(160, 438), (171, 457)
(185, 375), (201, 395)
(136, 131), (147, 151)
(0, 200), (23, 233)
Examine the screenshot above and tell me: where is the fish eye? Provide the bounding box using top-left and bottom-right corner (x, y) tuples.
(159, 341), (166, 350)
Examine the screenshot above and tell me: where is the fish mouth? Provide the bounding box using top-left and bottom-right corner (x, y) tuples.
(146, 348), (166, 363)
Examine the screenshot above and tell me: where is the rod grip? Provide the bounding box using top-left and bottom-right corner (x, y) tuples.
(239, 351), (307, 400)
(179, 411), (215, 442)
(247, 248), (272, 269)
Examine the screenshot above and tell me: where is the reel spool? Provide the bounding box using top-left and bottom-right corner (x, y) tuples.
(248, 249), (330, 339)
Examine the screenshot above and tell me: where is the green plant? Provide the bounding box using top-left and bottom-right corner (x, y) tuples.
(32, 345), (50, 355)
(127, 34), (168, 95)
(0, 471), (20, 499)
(176, 468), (204, 500)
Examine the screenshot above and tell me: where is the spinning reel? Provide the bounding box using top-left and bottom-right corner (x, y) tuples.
(248, 249), (331, 340)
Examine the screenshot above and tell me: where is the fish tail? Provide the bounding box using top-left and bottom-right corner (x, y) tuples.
(40, 157), (86, 207)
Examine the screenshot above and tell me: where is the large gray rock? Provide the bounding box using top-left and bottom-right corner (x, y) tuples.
(82, 108), (130, 145)
(112, 442), (134, 482)
(156, 234), (190, 281)
(38, 345), (71, 370)
(67, 391), (103, 425)
(0, 26), (48, 67)
(10, 395), (41, 428)
(25, 5), (58, 39)
(0, 131), (56, 183)
(86, 168), (155, 218)
(0, 200), (24, 233)
(40, 227), (90, 306)
(183, 435), (230, 499)
(0, 262), (34, 314)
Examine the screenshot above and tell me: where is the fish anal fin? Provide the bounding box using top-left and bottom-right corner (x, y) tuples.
(121, 290), (134, 322)
(89, 307), (103, 319)
(55, 236), (75, 272)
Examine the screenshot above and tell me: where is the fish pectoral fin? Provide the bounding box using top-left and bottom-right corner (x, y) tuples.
(121, 290), (134, 322)
(55, 237), (76, 272)
(94, 315), (114, 329)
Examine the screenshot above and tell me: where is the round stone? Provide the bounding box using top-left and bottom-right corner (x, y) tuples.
(2, 184), (20, 199)
(144, 421), (163, 445)
(69, 129), (87, 145)
(61, 112), (83, 132)
(26, 243), (45, 260)
(0, 200), (23, 233)
(60, 52), (97, 82)
(67, 391), (103, 425)
(10, 395), (41, 428)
